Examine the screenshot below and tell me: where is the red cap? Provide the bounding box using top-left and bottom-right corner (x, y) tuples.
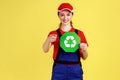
(58, 3), (74, 12)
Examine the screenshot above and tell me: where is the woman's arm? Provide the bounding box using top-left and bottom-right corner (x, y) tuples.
(42, 34), (57, 53)
(80, 43), (88, 60)
(42, 38), (52, 53)
(81, 49), (88, 60)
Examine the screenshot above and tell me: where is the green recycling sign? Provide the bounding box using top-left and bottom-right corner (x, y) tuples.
(60, 32), (80, 52)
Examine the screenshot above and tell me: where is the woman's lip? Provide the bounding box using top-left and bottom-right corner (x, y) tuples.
(63, 20), (68, 23)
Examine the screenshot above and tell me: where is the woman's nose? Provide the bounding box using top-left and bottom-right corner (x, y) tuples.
(64, 15), (67, 19)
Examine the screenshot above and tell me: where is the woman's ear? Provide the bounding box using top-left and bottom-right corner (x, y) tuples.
(69, 12), (73, 15)
(57, 12), (59, 15)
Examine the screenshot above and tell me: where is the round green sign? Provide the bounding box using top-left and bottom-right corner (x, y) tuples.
(60, 32), (80, 52)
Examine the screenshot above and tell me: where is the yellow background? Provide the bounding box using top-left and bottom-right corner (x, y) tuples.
(0, 0), (120, 80)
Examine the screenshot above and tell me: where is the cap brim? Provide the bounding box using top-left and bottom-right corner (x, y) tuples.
(58, 8), (73, 12)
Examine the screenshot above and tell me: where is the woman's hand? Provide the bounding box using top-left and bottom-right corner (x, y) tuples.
(80, 43), (87, 51)
(48, 34), (57, 43)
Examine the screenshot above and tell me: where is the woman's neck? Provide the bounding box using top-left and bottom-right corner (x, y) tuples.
(61, 24), (72, 32)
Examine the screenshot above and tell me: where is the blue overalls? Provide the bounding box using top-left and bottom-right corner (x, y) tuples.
(51, 29), (83, 80)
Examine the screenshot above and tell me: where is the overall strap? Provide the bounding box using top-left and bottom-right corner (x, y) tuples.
(75, 29), (81, 60)
(56, 29), (62, 37)
(56, 29), (61, 60)
(75, 29), (78, 34)
(75, 29), (82, 66)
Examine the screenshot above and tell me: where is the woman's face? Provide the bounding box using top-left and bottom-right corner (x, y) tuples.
(58, 10), (73, 26)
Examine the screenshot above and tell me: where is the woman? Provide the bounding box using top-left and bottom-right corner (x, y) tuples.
(43, 3), (88, 80)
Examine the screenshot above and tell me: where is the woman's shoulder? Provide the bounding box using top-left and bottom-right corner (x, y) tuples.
(74, 28), (84, 33)
(48, 29), (58, 35)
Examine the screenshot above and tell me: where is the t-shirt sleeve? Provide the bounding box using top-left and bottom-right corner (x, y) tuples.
(48, 31), (52, 37)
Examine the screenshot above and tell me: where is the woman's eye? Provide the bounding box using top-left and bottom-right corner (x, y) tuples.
(60, 14), (64, 16)
(67, 13), (71, 16)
